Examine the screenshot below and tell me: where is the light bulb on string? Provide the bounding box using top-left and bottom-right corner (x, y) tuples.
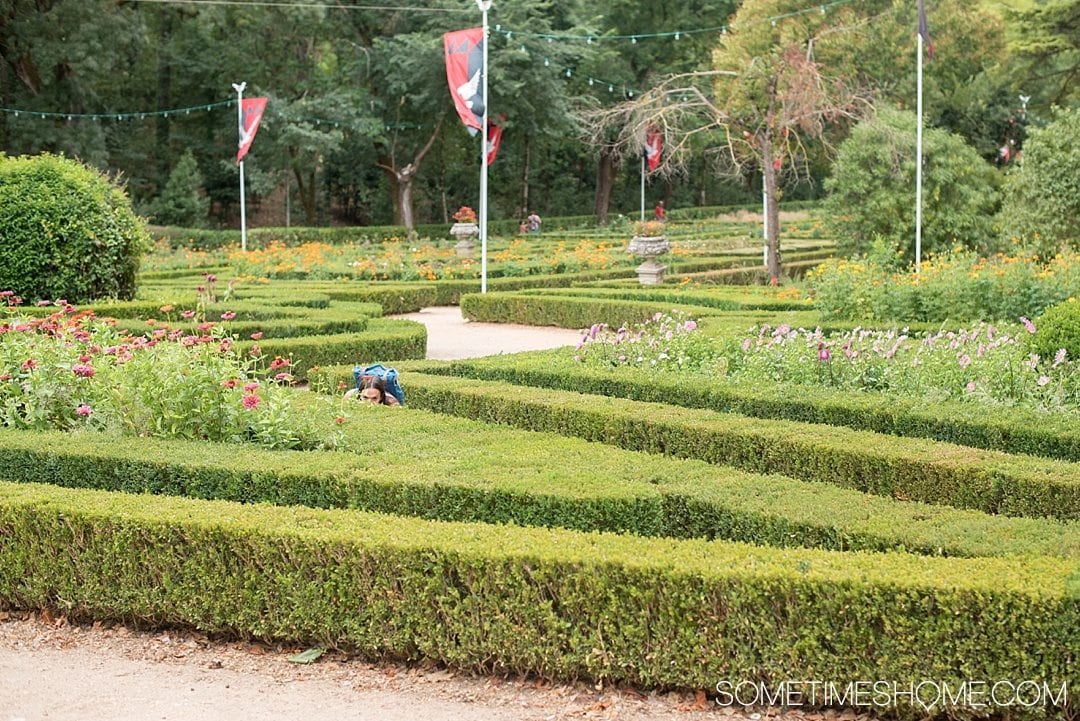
(588, 78), (594, 86)
(819, 5), (825, 13)
(565, 68), (572, 77)
(675, 32), (680, 40)
(608, 84), (613, 92)
(587, 36), (593, 44)
(631, 36), (637, 44)
(544, 57), (549, 66)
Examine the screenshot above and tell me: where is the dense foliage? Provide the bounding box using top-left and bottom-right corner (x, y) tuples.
(1000, 106), (1080, 257)
(823, 109), (1001, 258)
(0, 153), (151, 303)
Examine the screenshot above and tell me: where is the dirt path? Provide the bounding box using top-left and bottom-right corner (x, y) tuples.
(0, 611), (782, 721)
(391, 306), (581, 360)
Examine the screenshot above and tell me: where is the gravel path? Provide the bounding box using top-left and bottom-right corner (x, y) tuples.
(391, 306), (582, 360)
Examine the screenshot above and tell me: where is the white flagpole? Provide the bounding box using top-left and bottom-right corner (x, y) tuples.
(477, 0), (492, 294)
(232, 82), (248, 253)
(915, 34), (923, 275)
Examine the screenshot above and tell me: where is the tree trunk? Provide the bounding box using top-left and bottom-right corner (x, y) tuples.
(154, 7), (172, 185)
(761, 134), (782, 285)
(398, 165), (416, 235)
(293, 164), (317, 225)
(377, 116), (444, 237)
(593, 149), (615, 225)
(520, 139), (531, 217)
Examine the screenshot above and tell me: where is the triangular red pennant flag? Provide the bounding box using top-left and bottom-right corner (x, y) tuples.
(486, 121), (503, 166)
(443, 28), (485, 134)
(644, 127), (662, 171)
(236, 97), (267, 163)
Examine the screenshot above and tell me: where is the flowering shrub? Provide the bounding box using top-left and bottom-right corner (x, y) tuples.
(806, 249), (1080, 322)
(573, 312), (719, 371)
(451, 206), (477, 224)
(723, 321), (1079, 414)
(0, 298), (346, 449)
(633, 220), (666, 237)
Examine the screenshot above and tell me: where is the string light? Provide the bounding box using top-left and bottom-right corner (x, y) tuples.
(1, 98), (234, 121)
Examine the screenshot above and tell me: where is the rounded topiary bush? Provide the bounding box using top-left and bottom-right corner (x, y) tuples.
(1032, 298), (1080, 363)
(824, 108), (1001, 260)
(0, 153), (151, 303)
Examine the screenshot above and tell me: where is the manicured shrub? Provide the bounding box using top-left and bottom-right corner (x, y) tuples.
(1, 481), (1075, 719)
(0, 153), (151, 302)
(1032, 298), (1080, 363)
(823, 109), (1001, 259)
(1001, 106), (1080, 257)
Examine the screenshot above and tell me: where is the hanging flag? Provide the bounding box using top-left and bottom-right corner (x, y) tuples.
(236, 97), (268, 163)
(644, 127), (662, 171)
(918, 0), (934, 61)
(443, 28), (485, 134)
(486, 120), (503, 166)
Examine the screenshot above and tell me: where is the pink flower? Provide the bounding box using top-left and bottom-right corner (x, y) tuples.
(243, 382), (260, 392)
(242, 393), (260, 410)
(335, 416), (345, 424)
(222, 379), (238, 389)
(274, 372), (292, 382)
(250, 332), (264, 341)
(817, 343), (830, 362)
(0, 373), (11, 381)
(958, 354), (972, 369)
(965, 381), (976, 392)
(205, 274), (217, 283)
(76, 404), (92, 417)
(1053, 348), (1067, 368)
(683, 320), (697, 331)
(36, 300), (52, 307)
(1019, 316), (1036, 334)
(220, 311), (236, 321)
(72, 364), (95, 378)
(741, 338), (752, 352)
(21, 358), (36, 371)
(249, 345), (261, 358)
(269, 356), (290, 371)
(218, 338), (233, 353)
(159, 305), (174, 313)
(197, 322), (214, 332)
(180, 310), (196, 319)
(1037, 375), (1051, 387)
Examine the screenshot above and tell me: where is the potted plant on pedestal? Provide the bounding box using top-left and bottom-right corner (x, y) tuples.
(627, 219), (670, 285)
(450, 206), (479, 257)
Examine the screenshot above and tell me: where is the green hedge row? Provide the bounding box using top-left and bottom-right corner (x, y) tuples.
(460, 293), (718, 329)
(515, 286), (814, 312)
(385, 372), (1080, 522)
(2, 412), (1077, 559)
(235, 319), (426, 378)
(1, 480), (1074, 718)
(408, 354), (1080, 462)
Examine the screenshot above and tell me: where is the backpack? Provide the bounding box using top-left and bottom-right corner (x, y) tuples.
(352, 363), (405, 406)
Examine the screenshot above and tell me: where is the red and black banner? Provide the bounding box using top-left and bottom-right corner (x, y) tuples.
(486, 120), (503, 165)
(443, 28), (485, 133)
(644, 127), (662, 171)
(236, 97), (267, 163)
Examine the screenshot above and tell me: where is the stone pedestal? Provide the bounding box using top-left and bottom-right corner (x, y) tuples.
(450, 222), (479, 257)
(627, 235), (670, 285)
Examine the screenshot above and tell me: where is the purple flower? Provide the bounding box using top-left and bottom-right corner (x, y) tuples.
(683, 320), (697, 331)
(958, 354), (972, 369)
(76, 404), (92, 417)
(817, 343), (831, 362)
(1019, 316), (1037, 334)
(1037, 375), (1051, 387)
(741, 338), (752, 352)
(1053, 348), (1067, 368)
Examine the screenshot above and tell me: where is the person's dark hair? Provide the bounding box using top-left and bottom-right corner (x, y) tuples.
(362, 375), (391, 404)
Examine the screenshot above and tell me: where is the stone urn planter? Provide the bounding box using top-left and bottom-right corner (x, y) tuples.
(450, 222), (479, 257)
(627, 234), (670, 285)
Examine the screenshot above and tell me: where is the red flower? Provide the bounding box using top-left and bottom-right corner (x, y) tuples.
(269, 356), (290, 371)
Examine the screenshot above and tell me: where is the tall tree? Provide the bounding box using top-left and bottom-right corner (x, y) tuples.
(1006, 0), (1080, 111)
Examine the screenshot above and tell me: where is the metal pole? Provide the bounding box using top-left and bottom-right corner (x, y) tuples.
(762, 174), (768, 267)
(915, 34), (923, 275)
(232, 82), (248, 252)
(477, 0), (492, 293)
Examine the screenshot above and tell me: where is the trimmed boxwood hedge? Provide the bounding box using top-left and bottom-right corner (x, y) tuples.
(1, 417), (1078, 559)
(0, 481), (1075, 718)
(405, 354), (1080, 462)
(368, 372), (1080, 522)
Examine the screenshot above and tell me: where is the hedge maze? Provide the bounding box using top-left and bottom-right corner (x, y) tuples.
(1, 240), (1076, 719)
